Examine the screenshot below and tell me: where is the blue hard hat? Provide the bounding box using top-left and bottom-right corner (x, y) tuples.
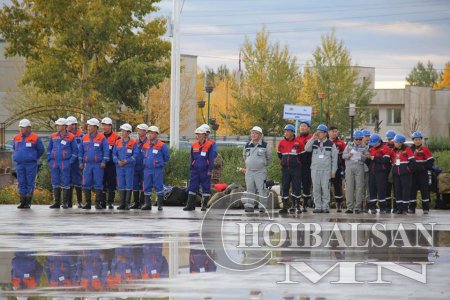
(362, 129), (371, 137)
(411, 131), (423, 139)
(284, 124), (295, 132)
(316, 124), (328, 132)
(386, 130), (396, 140)
(353, 130), (364, 139)
(300, 120), (311, 127)
(368, 133), (381, 146)
(393, 134), (406, 143)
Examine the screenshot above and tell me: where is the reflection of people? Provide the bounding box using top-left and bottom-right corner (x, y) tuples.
(45, 253), (78, 287)
(140, 236), (169, 279)
(11, 252), (43, 289)
(80, 250), (107, 290)
(107, 247), (138, 287)
(189, 248), (217, 273)
(242, 126), (272, 213)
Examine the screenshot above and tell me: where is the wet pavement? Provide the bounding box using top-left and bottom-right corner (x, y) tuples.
(1, 205), (450, 299)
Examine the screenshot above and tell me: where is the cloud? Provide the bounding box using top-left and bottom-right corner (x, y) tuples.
(332, 20), (439, 36)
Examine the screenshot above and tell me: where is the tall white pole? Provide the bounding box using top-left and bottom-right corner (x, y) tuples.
(170, 0), (181, 149)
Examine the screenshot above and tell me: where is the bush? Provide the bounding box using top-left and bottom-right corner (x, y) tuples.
(0, 186), (52, 204)
(36, 159), (52, 191)
(434, 150), (450, 172)
(427, 137), (450, 152)
(164, 149), (190, 186)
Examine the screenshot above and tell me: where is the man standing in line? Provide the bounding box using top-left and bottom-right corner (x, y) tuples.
(67, 116), (84, 208)
(305, 124), (337, 213)
(298, 121), (313, 211)
(101, 117), (120, 209)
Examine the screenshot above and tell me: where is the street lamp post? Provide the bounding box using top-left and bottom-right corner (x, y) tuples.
(318, 92), (326, 124)
(205, 85), (214, 126)
(349, 103), (356, 141)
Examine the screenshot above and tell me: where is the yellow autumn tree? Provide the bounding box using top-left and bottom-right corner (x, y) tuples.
(434, 63), (450, 90)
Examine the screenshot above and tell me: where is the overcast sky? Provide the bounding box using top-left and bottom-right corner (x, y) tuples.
(1, 0), (449, 88)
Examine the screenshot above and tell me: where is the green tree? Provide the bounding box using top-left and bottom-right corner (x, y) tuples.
(302, 30), (374, 135)
(228, 27), (302, 135)
(0, 0), (170, 115)
(406, 61), (440, 87)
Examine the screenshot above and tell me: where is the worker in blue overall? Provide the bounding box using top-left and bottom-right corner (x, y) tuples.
(67, 116), (85, 208)
(183, 126), (216, 211)
(13, 119), (45, 209)
(130, 124), (149, 209)
(141, 126), (170, 211)
(113, 123), (138, 210)
(101, 117), (121, 208)
(48, 118), (79, 209)
(79, 118), (110, 209)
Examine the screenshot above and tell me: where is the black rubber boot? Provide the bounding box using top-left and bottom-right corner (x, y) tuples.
(82, 190), (92, 209)
(302, 197), (308, 212)
(294, 197), (302, 214)
(24, 194), (32, 209)
(141, 195), (152, 210)
(124, 190), (131, 210)
(68, 187), (73, 208)
(336, 202), (342, 213)
(95, 190), (103, 209)
(201, 196), (209, 211)
(157, 194), (164, 211)
(75, 187), (83, 208)
(50, 188), (62, 209)
(62, 188), (70, 209)
(130, 191), (141, 209)
(17, 194), (26, 209)
(116, 190), (127, 210)
(100, 192), (107, 209)
(183, 194), (197, 211)
(107, 191), (115, 209)
(279, 198), (288, 214)
(379, 200), (387, 214)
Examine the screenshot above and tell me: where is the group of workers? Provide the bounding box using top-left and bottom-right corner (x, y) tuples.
(13, 117), (434, 215)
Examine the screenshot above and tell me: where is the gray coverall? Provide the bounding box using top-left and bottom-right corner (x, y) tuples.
(305, 138), (338, 210)
(243, 140), (272, 209)
(342, 142), (369, 211)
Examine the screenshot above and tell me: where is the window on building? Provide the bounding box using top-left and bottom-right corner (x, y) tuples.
(367, 109), (379, 125)
(387, 108), (401, 125)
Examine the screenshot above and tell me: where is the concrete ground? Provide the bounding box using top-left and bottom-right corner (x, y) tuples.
(0, 205), (449, 299)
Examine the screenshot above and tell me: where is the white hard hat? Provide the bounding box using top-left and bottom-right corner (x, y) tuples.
(55, 118), (67, 126)
(195, 126), (207, 134)
(19, 119), (31, 127)
(119, 123), (132, 132)
(250, 126), (263, 134)
(148, 125), (160, 134)
(136, 123), (149, 131)
(87, 118), (100, 127)
(101, 117), (113, 125)
(66, 116), (78, 125)
(200, 124), (211, 132)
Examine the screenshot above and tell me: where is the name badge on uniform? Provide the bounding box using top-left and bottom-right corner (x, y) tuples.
(127, 149), (132, 154)
(319, 154), (324, 159)
(61, 140), (67, 145)
(291, 148), (296, 153)
(59, 276), (65, 281)
(26, 143), (32, 147)
(201, 151), (207, 157)
(126, 269), (131, 274)
(152, 149), (158, 154)
(94, 143), (100, 147)
(109, 145), (113, 150)
(151, 269), (157, 274)
(92, 275), (98, 279)
(396, 159), (400, 166)
(199, 267), (205, 273)
(24, 274), (30, 278)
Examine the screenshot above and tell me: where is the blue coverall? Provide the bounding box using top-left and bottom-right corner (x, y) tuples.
(133, 137), (148, 192)
(113, 138), (138, 191)
(103, 132), (120, 192)
(188, 140), (215, 197)
(79, 132), (109, 190)
(13, 132), (45, 196)
(70, 128), (84, 188)
(47, 131), (78, 189)
(142, 139), (170, 197)
(11, 252), (43, 289)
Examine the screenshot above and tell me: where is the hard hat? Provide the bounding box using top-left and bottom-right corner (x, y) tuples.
(300, 120), (311, 127)
(195, 126), (207, 134)
(87, 118), (100, 127)
(119, 123), (132, 132)
(18, 119), (31, 127)
(393, 134), (406, 143)
(368, 133), (381, 146)
(284, 124), (295, 132)
(250, 126), (263, 134)
(353, 130), (364, 139)
(148, 125), (160, 134)
(362, 129), (371, 137)
(66, 116), (78, 125)
(385, 130), (396, 140)
(101, 117), (113, 125)
(55, 118), (67, 126)
(316, 124), (328, 132)
(136, 124), (149, 131)
(200, 124), (211, 132)
(411, 131), (423, 139)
